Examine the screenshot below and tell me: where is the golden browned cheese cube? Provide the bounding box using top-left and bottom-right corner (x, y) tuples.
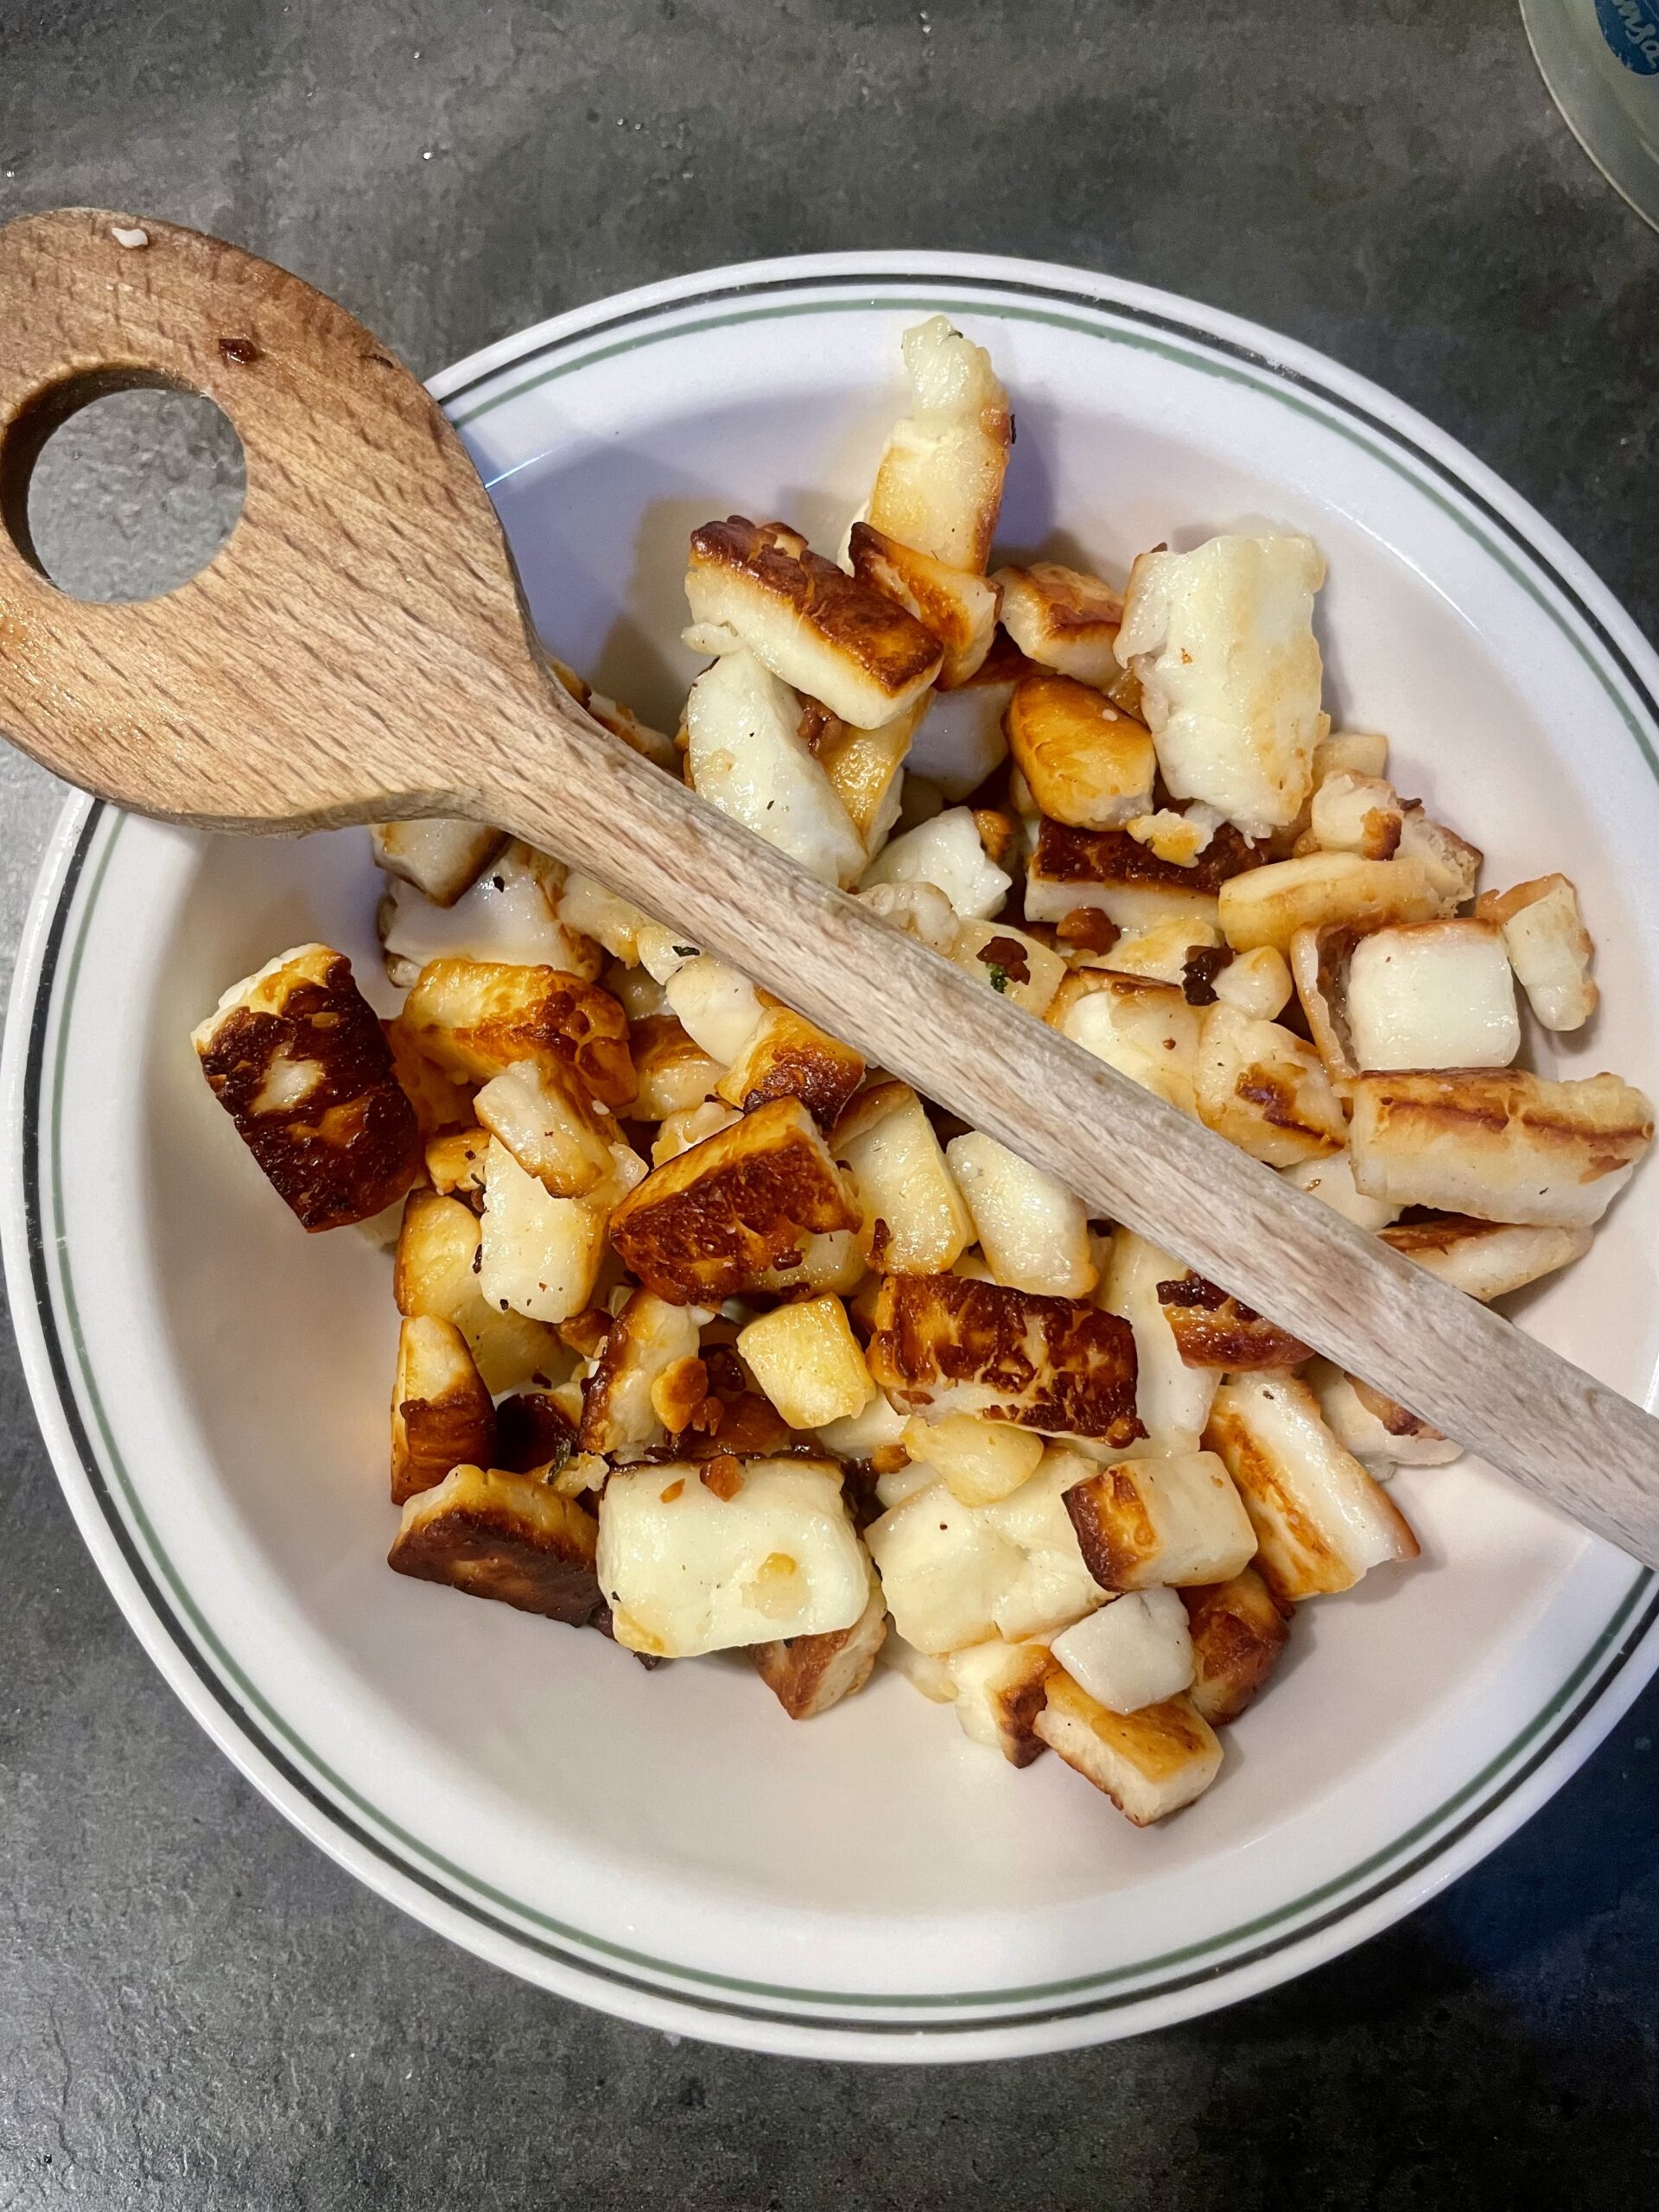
(846, 520), (1001, 689)
(401, 957), (636, 1108)
(1002, 671), (1156, 830)
(391, 1314), (497, 1505)
(1154, 1272), (1313, 1370)
(1179, 1568), (1291, 1726)
(388, 1464), (601, 1625)
(750, 1569), (890, 1719)
(715, 1002), (866, 1128)
(1033, 1678), (1223, 1825)
(194, 945), (423, 1230)
(867, 1271), (1143, 1444)
(629, 1014), (723, 1121)
(610, 1096), (859, 1303)
(684, 517), (942, 729)
(995, 561), (1128, 690)
(1376, 1213), (1592, 1301)
(381, 1017), (477, 1136)
(424, 1127), (489, 1202)
(393, 1188), (564, 1395)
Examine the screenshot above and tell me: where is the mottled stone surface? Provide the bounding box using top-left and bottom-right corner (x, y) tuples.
(1, 3), (1656, 2203)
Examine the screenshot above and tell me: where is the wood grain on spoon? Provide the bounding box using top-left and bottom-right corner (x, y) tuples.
(2, 207), (1656, 1564)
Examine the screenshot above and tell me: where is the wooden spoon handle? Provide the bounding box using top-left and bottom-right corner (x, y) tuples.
(486, 701), (1659, 1567)
(2, 209), (1656, 1567)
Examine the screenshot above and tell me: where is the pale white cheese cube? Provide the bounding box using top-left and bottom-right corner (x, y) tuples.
(597, 1459), (868, 1656)
(865, 1479), (1025, 1654)
(1051, 1588), (1195, 1713)
(683, 649), (866, 887)
(859, 805), (1012, 918)
(944, 1131), (1096, 1297)
(1345, 920), (1519, 1071)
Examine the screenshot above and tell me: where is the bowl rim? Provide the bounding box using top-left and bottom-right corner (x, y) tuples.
(7, 249), (1659, 2061)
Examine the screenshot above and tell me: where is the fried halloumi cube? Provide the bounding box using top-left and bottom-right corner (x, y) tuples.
(1114, 533), (1326, 838)
(378, 840), (601, 982)
(1063, 1450), (1257, 1590)
(556, 871), (655, 965)
(1306, 771), (1404, 861)
(1124, 805), (1226, 868)
(388, 1463), (602, 1624)
(868, 1271), (1143, 1443)
(1476, 874), (1599, 1033)
(866, 315), (1012, 573)
(391, 1314), (498, 1505)
(1345, 919), (1519, 1071)
(194, 944), (423, 1230)
(1348, 1068), (1654, 1228)
(944, 1130), (1096, 1298)
(579, 1288), (710, 1454)
(597, 1457), (868, 1656)
(1211, 944), (1294, 1020)
(1152, 1272), (1313, 1370)
(664, 952), (766, 1066)
(1281, 1147), (1401, 1232)
(1205, 1373), (1420, 1604)
(738, 1294), (874, 1429)
(611, 1096), (859, 1302)
(860, 804), (1012, 918)
(1218, 851), (1441, 954)
(818, 702), (925, 858)
(1002, 670), (1155, 830)
(857, 879), (962, 955)
(383, 1019), (476, 1139)
(750, 1563), (889, 1719)
(1025, 817), (1261, 931)
(473, 1057), (619, 1197)
(630, 1015), (724, 1122)
(881, 1630), (959, 1702)
(848, 521), (1000, 688)
(1397, 802), (1481, 908)
(370, 817), (503, 906)
(944, 1637), (1055, 1764)
(401, 958), (636, 1109)
(1306, 1360), (1462, 1468)
(995, 563), (1126, 691)
(831, 1081), (976, 1274)
(945, 928), (1053, 1023)
(960, 1446), (1103, 1639)
(685, 518), (941, 729)
(1051, 1586), (1195, 1713)
(1378, 1211), (1592, 1300)
(1193, 1002), (1346, 1166)
(1089, 914), (1223, 988)
(865, 1478), (1025, 1652)
(904, 673), (1013, 801)
(682, 646), (868, 884)
(1034, 1677), (1223, 1825)
(1179, 1567), (1291, 1726)
(479, 1138), (640, 1324)
(1048, 969), (1202, 1116)
(902, 1411), (1046, 1506)
(1096, 1229), (1220, 1452)
(1315, 730), (1389, 785)
(715, 1002), (867, 1128)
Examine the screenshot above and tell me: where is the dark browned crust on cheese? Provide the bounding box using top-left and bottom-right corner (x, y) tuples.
(720, 1006), (866, 1128)
(389, 1485), (601, 1624)
(1002, 560), (1124, 637)
(392, 1365), (497, 1507)
(1179, 1570), (1291, 1726)
(610, 1097), (858, 1303)
(1154, 1273), (1313, 1370)
(868, 1272), (1143, 1442)
(847, 521), (994, 660)
(494, 1391), (579, 1474)
(1034, 818), (1264, 896)
(690, 517), (942, 694)
(1352, 1069), (1654, 1170)
(1062, 1465), (1155, 1589)
(198, 953), (422, 1230)
(750, 1592), (889, 1719)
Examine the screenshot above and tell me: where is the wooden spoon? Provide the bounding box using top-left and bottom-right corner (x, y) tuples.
(3, 206), (1656, 1564)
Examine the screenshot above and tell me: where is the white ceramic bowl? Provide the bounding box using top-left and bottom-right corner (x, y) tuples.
(6, 252), (1659, 2063)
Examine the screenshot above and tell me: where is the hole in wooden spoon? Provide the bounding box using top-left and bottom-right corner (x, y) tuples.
(2, 378), (244, 602)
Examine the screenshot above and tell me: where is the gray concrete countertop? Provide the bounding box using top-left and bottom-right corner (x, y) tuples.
(2, 3), (1657, 2203)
